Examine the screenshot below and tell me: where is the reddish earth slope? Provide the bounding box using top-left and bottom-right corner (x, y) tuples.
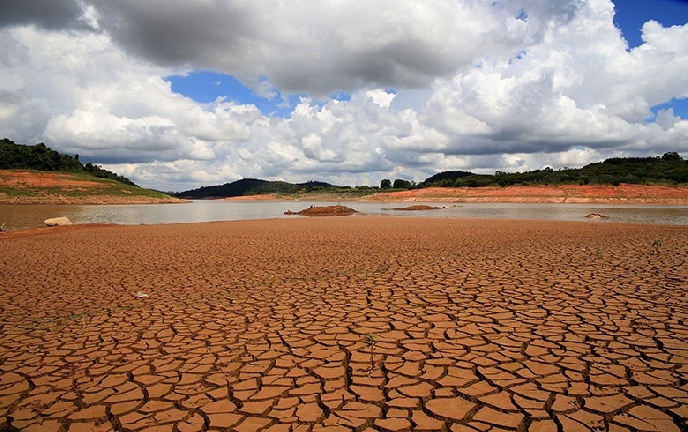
(228, 184), (688, 204)
(363, 185), (688, 204)
(0, 170), (183, 204)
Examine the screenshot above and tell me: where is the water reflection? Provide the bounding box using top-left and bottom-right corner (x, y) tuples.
(1, 200), (687, 231)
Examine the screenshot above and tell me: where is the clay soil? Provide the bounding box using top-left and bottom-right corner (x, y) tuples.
(229, 184), (688, 204)
(1, 218), (687, 431)
(364, 185), (688, 204)
(0, 171), (182, 204)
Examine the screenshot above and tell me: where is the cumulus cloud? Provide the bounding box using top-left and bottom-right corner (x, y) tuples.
(2, 0), (587, 95)
(0, 0), (86, 30)
(0, 0), (687, 191)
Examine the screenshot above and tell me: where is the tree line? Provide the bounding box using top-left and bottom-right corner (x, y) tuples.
(4, 137), (686, 194)
(387, 152), (687, 189)
(0, 138), (135, 186)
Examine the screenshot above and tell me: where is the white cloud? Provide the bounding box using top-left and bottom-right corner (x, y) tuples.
(0, 0), (687, 191)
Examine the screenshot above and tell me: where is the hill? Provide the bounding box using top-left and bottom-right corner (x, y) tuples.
(0, 170), (183, 205)
(5, 136), (687, 204)
(175, 179), (337, 199)
(0, 139), (182, 204)
(420, 152), (688, 188)
(179, 152), (688, 202)
(1, 138), (136, 186)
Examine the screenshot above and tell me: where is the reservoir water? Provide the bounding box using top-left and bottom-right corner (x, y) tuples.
(2, 201), (688, 232)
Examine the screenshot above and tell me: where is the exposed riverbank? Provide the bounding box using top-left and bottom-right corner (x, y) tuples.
(4, 169), (688, 205)
(227, 184), (688, 204)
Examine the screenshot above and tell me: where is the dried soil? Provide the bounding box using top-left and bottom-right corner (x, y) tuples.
(1, 218), (687, 431)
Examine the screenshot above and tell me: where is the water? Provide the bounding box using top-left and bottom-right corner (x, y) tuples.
(1, 201), (688, 231)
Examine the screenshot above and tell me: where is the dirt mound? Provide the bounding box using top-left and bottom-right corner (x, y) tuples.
(285, 205), (358, 216)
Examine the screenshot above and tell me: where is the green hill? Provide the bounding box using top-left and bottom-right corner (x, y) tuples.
(0, 138), (180, 204)
(420, 152), (688, 188)
(175, 179), (336, 199)
(0, 138), (135, 186)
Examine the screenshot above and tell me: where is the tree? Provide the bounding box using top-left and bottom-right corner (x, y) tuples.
(662, 152), (682, 162)
(380, 179), (392, 189)
(393, 178), (412, 189)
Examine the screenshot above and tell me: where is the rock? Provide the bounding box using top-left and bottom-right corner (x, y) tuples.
(585, 213), (607, 219)
(44, 217), (72, 226)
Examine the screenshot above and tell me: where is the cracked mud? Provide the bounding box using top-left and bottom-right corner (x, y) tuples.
(1, 217), (687, 431)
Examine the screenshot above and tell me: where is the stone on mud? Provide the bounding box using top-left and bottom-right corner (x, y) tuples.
(44, 217), (72, 226)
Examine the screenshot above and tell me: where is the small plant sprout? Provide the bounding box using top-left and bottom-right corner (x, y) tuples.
(365, 333), (377, 374)
(651, 238), (662, 254)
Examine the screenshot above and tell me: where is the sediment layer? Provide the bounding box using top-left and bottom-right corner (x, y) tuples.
(1, 217), (687, 431)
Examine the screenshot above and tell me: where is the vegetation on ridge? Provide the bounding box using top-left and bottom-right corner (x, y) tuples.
(420, 152), (688, 188)
(1, 138), (135, 186)
(174, 178), (346, 199)
(0, 138), (178, 203)
(3, 137), (686, 200)
(177, 151), (687, 199)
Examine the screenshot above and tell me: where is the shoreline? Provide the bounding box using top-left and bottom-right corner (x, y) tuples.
(224, 184), (688, 205)
(0, 214), (681, 238)
(3, 178), (688, 205)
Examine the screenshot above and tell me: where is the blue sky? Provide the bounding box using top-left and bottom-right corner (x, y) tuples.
(166, 72), (351, 118)
(613, 0), (688, 120)
(166, 73), (301, 117)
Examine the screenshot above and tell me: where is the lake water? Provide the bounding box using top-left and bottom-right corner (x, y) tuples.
(2, 201), (688, 231)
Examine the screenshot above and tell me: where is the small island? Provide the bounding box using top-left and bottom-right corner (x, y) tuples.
(382, 205), (443, 211)
(284, 205), (358, 216)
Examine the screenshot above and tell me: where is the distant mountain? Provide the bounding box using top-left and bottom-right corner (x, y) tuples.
(177, 152), (688, 199)
(175, 178), (335, 199)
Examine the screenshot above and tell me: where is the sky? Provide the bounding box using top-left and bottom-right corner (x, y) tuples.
(1, 0), (687, 192)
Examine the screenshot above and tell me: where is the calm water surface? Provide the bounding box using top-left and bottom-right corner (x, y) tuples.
(1, 201), (688, 231)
